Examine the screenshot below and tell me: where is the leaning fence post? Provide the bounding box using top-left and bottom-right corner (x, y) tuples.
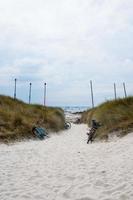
(14, 78), (17, 99)
(114, 83), (117, 100)
(90, 80), (94, 108)
(123, 82), (127, 98)
(29, 83), (32, 104)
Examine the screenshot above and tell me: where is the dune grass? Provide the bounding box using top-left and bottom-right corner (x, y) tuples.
(0, 95), (65, 143)
(81, 96), (133, 140)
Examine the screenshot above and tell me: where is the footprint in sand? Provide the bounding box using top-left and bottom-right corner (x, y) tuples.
(75, 197), (95, 200)
(78, 183), (91, 190)
(63, 187), (72, 199)
(78, 156), (87, 170)
(66, 176), (75, 181)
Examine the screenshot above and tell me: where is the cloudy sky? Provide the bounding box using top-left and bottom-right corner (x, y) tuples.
(0, 0), (133, 106)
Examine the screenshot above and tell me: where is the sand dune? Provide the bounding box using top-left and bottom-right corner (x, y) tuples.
(0, 124), (133, 200)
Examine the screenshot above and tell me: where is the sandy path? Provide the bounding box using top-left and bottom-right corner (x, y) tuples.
(0, 124), (133, 200)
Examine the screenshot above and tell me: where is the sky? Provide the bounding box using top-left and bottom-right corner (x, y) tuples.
(0, 0), (133, 106)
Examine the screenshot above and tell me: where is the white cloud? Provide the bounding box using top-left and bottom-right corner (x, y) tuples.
(0, 0), (133, 105)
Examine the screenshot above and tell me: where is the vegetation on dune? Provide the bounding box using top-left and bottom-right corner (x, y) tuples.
(0, 95), (65, 143)
(81, 96), (133, 140)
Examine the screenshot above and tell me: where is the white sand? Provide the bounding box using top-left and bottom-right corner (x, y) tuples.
(0, 124), (133, 200)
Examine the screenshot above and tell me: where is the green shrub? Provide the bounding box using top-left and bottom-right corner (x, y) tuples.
(0, 95), (65, 143)
(81, 96), (133, 139)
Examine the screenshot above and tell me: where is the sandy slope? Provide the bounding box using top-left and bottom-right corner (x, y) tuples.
(0, 124), (133, 200)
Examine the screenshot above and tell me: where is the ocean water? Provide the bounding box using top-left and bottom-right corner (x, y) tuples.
(62, 106), (89, 113)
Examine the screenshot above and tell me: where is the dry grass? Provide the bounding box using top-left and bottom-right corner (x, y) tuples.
(81, 96), (133, 140)
(0, 95), (65, 143)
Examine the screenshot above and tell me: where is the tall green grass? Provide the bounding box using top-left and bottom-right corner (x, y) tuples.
(0, 95), (65, 143)
(81, 96), (133, 139)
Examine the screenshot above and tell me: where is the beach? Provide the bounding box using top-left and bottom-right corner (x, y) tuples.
(0, 0), (133, 199)
(0, 115), (133, 200)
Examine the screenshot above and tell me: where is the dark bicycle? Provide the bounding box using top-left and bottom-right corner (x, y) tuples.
(87, 120), (101, 143)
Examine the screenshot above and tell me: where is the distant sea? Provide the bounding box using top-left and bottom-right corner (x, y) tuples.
(61, 106), (89, 113)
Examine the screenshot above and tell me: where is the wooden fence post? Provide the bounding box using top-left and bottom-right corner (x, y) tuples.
(44, 82), (47, 106)
(114, 83), (117, 100)
(123, 82), (127, 98)
(90, 80), (94, 108)
(29, 83), (32, 104)
(14, 78), (17, 99)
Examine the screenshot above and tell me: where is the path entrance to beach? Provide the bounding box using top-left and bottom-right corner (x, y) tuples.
(0, 123), (133, 200)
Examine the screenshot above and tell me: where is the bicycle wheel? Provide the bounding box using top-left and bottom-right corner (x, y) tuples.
(65, 122), (71, 129)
